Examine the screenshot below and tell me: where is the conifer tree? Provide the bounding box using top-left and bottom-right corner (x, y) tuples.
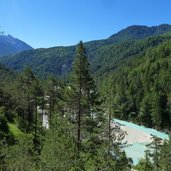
(41, 113), (75, 171)
(139, 95), (152, 127)
(150, 93), (163, 129)
(70, 41), (99, 149)
(16, 67), (43, 132)
(160, 137), (171, 171)
(68, 41), (107, 169)
(146, 135), (162, 171)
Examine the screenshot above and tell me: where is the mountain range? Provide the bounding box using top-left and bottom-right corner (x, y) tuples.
(0, 24), (171, 78)
(0, 34), (33, 57)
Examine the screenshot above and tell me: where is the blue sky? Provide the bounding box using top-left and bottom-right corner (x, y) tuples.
(0, 0), (171, 48)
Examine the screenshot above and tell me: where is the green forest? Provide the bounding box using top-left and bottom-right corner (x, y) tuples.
(0, 42), (132, 171)
(100, 36), (171, 130)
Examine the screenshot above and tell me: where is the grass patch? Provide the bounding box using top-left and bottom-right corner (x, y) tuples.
(8, 123), (23, 138)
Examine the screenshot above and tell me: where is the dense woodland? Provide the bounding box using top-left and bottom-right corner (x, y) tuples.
(0, 25), (171, 170)
(100, 37), (171, 130)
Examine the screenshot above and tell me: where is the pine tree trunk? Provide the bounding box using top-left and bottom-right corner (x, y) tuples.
(109, 106), (111, 142)
(77, 72), (82, 152)
(34, 102), (37, 144)
(77, 103), (81, 151)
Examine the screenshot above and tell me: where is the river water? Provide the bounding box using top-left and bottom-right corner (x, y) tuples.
(113, 119), (169, 165)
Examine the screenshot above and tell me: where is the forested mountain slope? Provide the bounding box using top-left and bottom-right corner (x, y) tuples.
(0, 24), (171, 78)
(0, 63), (14, 82)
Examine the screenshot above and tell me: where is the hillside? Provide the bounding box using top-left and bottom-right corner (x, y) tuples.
(0, 24), (171, 78)
(0, 34), (33, 57)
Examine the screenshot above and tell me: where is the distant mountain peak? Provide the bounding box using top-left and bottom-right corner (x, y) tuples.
(0, 34), (33, 57)
(7, 34), (13, 37)
(158, 23), (171, 27)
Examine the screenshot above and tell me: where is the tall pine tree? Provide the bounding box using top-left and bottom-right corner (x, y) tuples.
(68, 41), (107, 169)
